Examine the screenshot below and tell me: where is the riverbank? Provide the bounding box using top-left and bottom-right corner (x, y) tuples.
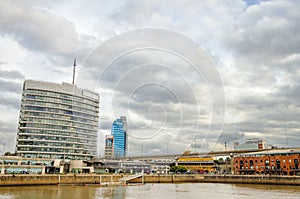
(202, 175), (300, 186)
(0, 174), (300, 186)
(1, 183), (300, 199)
(0, 174), (122, 186)
(127, 174), (300, 185)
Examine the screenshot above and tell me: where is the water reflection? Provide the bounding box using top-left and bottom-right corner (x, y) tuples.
(0, 183), (299, 199)
(234, 184), (300, 194)
(96, 186), (127, 199)
(0, 185), (98, 199)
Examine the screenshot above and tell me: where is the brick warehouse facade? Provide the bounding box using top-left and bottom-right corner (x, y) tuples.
(233, 149), (300, 176)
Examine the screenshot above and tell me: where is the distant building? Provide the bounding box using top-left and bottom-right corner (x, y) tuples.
(15, 80), (99, 160)
(233, 138), (268, 151)
(111, 116), (127, 158)
(149, 159), (174, 174)
(176, 157), (216, 173)
(233, 149), (300, 176)
(0, 156), (95, 174)
(99, 160), (150, 174)
(104, 135), (114, 159)
(119, 161), (150, 174)
(0, 156), (63, 174)
(120, 116), (128, 155)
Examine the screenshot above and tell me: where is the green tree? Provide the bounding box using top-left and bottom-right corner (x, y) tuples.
(4, 152), (15, 156)
(225, 157), (231, 163)
(170, 166), (187, 173)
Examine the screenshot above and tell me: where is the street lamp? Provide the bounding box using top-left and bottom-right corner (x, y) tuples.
(230, 153), (234, 174)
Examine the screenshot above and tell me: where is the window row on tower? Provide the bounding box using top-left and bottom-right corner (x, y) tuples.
(20, 117), (97, 130)
(23, 106), (97, 120)
(25, 94), (98, 111)
(25, 89), (98, 107)
(22, 100), (97, 115)
(18, 129), (96, 140)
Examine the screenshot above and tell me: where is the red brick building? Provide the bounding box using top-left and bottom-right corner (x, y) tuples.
(233, 149), (300, 176)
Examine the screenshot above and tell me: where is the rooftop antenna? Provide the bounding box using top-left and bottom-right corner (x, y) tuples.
(72, 58), (76, 85)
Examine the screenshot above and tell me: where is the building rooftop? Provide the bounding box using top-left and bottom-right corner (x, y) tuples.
(236, 148), (300, 157)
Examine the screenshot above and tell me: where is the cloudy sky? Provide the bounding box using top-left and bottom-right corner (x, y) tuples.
(0, 0), (299, 156)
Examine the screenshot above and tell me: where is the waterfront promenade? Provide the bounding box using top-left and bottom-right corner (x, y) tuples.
(1, 174), (300, 186)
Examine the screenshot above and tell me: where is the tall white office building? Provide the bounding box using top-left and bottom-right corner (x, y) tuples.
(16, 80), (99, 160)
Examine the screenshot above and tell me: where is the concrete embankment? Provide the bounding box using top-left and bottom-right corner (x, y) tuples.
(1, 174), (300, 186)
(202, 175), (300, 185)
(127, 174), (204, 183)
(0, 174), (122, 186)
(127, 174), (300, 186)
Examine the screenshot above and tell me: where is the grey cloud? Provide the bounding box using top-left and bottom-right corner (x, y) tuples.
(99, 117), (113, 131)
(217, 106), (300, 149)
(0, 121), (16, 133)
(275, 83), (300, 105)
(0, 79), (22, 94)
(225, 0), (300, 69)
(0, 120), (17, 152)
(127, 127), (195, 155)
(0, 68), (25, 80)
(0, 69), (23, 109)
(0, 1), (80, 57)
(1, 0), (299, 155)
(82, 49), (213, 106)
(0, 95), (21, 110)
(114, 91), (209, 128)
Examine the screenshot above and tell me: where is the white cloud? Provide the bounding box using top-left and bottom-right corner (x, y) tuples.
(0, 0), (299, 155)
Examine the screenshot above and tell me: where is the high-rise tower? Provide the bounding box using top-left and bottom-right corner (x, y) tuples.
(15, 80), (99, 160)
(111, 116), (127, 158)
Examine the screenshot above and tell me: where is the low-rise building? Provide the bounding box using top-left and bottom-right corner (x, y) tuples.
(104, 135), (114, 159)
(176, 157), (216, 173)
(97, 160), (151, 174)
(0, 156), (63, 174)
(151, 165), (170, 174)
(233, 138), (268, 151)
(149, 159), (174, 174)
(69, 160), (94, 174)
(119, 161), (151, 174)
(233, 149), (300, 176)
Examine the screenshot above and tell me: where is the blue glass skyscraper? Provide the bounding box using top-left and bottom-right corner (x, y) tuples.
(111, 116), (127, 158)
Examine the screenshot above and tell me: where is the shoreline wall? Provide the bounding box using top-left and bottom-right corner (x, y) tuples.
(202, 175), (300, 185)
(128, 174), (300, 185)
(0, 174), (122, 186)
(127, 174), (205, 183)
(1, 174), (300, 186)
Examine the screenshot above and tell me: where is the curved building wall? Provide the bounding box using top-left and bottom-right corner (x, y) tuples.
(16, 80), (99, 160)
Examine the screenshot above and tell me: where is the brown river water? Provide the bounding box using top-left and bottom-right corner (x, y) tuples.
(0, 183), (299, 199)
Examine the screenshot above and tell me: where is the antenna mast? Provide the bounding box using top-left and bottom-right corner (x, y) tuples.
(72, 58), (76, 85)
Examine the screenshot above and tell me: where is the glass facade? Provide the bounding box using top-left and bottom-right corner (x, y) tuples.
(111, 117), (127, 158)
(16, 80), (99, 160)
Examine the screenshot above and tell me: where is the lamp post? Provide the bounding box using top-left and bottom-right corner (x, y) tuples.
(230, 153), (234, 174)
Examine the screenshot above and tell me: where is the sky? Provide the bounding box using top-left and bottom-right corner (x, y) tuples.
(0, 0), (299, 157)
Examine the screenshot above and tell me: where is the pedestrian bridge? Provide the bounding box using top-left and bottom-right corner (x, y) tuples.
(119, 173), (143, 183)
